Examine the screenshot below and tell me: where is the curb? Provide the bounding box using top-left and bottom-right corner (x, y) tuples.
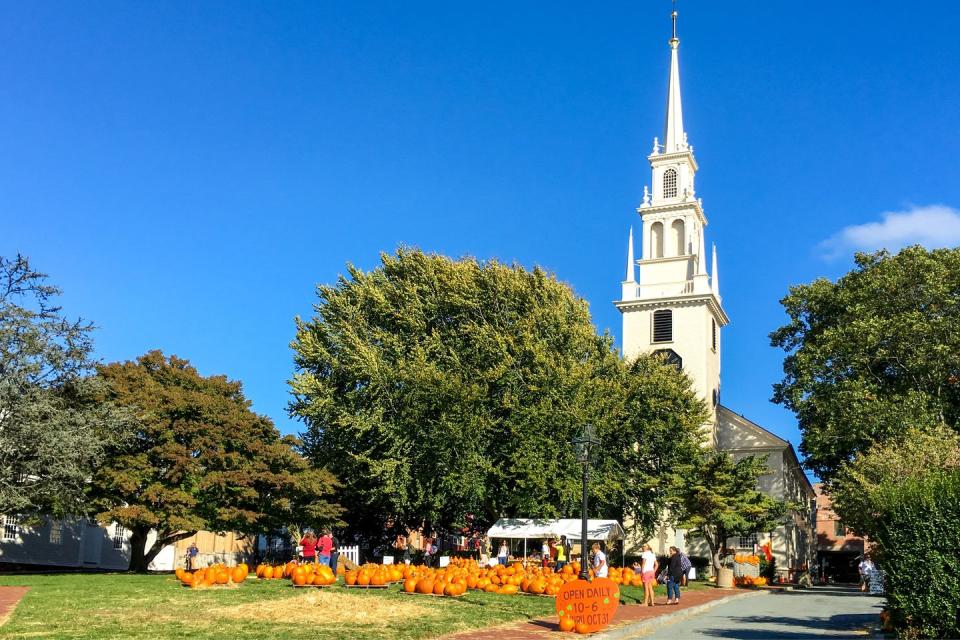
(594, 590), (771, 639)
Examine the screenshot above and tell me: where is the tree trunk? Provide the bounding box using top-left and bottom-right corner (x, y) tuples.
(128, 527), (197, 573)
(706, 526), (726, 574)
(127, 526), (151, 573)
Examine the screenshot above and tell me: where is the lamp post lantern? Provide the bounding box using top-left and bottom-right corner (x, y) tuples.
(572, 423), (599, 581)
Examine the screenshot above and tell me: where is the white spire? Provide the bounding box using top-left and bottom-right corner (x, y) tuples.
(625, 227), (636, 282)
(664, 8), (686, 154)
(711, 243), (720, 297)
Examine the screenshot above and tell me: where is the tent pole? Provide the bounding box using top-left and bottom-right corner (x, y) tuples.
(523, 538), (526, 564)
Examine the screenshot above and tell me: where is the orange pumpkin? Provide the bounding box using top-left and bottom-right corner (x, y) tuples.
(416, 579), (434, 594)
(559, 616), (576, 632)
(403, 578), (417, 593)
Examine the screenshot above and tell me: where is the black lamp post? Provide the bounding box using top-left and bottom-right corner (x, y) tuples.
(572, 423), (599, 581)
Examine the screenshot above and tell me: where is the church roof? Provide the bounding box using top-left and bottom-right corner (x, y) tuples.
(717, 405), (815, 497)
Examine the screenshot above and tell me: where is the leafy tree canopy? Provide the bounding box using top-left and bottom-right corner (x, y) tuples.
(92, 351), (343, 572)
(290, 248), (707, 544)
(770, 246), (960, 480)
(0, 254), (129, 518)
(829, 425), (960, 538)
(672, 451), (788, 572)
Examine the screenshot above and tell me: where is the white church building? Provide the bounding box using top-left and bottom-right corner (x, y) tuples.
(615, 11), (816, 579)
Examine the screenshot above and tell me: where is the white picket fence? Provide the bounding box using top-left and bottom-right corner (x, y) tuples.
(340, 545), (360, 566)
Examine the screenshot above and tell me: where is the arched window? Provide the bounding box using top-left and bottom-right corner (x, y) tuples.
(671, 219), (685, 256)
(650, 222), (664, 258)
(663, 168), (678, 198)
(652, 309), (672, 343)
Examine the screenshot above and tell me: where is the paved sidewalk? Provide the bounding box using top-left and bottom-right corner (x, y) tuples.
(444, 588), (744, 640)
(634, 585), (884, 639)
(0, 587), (29, 625)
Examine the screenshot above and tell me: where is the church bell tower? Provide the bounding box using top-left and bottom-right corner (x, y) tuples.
(616, 8), (729, 439)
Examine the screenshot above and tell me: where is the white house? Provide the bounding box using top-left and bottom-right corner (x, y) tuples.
(615, 9), (816, 578)
(0, 513), (176, 571)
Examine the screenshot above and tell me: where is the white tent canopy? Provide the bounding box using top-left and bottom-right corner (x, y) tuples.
(487, 518), (625, 543)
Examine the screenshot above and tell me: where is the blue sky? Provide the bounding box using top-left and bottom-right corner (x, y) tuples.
(3, 1), (959, 468)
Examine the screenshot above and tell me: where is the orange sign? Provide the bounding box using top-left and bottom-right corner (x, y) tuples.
(555, 577), (620, 633)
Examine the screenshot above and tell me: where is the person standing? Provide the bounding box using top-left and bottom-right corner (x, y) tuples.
(185, 542), (199, 571)
(328, 530), (341, 576)
(542, 539), (551, 569)
(666, 546), (684, 605)
(591, 542), (608, 578)
(555, 537), (567, 572)
(317, 530), (332, 566)
(639, 543), (659, 606)
(497, 540), (509, 566)
(300, 530), (318, 564)
(858, 555), (875, 592)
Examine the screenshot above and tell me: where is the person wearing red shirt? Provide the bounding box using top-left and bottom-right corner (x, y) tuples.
(300, 530), (318, 563)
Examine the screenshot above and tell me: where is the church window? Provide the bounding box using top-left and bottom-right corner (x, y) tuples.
(653, 348), (682, 370)
(650, 222), (664, 258)
(652, 309), (673, 343)
(112, 523), (125, 550)
(712, 318), (717, 351)
(49, 520), (63, 545)
(670, 219), (685, 255)
(663, 168), (678, 198)
(2, 515), (20, 541)
(737, 533), (758, 549)
(834, 520), (846, 536)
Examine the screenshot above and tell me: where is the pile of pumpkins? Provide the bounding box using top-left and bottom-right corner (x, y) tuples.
(176, 563), (249, 588)
(344, 563), (405, 586)
(399, 558), (595, 598)
(290, 563), (337, 586)
(253, 561), (337, 586)
(733, 554), (761, 566)
(254, 562), (294, 580)
(734, 574), (768, 588)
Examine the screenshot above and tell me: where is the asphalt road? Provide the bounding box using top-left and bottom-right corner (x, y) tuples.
(636, 585), (884, 639)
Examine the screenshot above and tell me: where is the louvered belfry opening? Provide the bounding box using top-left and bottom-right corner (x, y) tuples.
(653, 309), (673, 342)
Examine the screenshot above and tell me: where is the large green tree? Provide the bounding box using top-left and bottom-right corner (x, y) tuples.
(92, 351), (343, 572)
(0, 254), (129, 518)
(290, 248), (706, 543)
(672, 451), (788, 573)
(770, 246), (960, 480)
(829, 425), (960, 537)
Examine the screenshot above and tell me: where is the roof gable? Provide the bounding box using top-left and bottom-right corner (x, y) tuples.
(716, 405), (789, 450)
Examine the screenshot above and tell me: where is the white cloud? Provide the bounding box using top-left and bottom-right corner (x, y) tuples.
(819, 204), (960, 260)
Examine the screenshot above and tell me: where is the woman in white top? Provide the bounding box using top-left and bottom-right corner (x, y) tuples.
(591, 543), (608, 578)
(639, 543), (659, 606)
(498, 541), (510, 566)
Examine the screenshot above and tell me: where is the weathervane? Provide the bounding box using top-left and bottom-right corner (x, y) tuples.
(670, 0), (679, 46)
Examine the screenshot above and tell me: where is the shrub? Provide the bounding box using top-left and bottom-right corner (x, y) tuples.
(872, 470), (960, 639)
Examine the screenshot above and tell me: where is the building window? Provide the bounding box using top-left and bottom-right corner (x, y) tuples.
(652, 309), (673, 343)
(712, 318), (717, 351)
(834, 520), (845, 537)
(663, 168), (678, 198)
(650, 221), (664, 258)
(2, 515), (20, 541)
(653, 348), (682, 370)
(738, 533), (758, 549)
(49, 520), (63, 545)
(112, 524), (125, 550)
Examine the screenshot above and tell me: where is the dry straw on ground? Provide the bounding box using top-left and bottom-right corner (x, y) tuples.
(213, 591), (443, 627)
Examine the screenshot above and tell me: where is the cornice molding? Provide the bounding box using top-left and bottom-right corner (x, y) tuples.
(637, 200), (708, 226)
(614, 293), (730, 325)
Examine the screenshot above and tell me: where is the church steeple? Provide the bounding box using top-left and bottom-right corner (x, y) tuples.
(616, 4), (728, 431)
(663, 8), (686, 154)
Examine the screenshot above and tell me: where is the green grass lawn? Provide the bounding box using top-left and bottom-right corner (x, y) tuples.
(0, 573), (712, 639)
